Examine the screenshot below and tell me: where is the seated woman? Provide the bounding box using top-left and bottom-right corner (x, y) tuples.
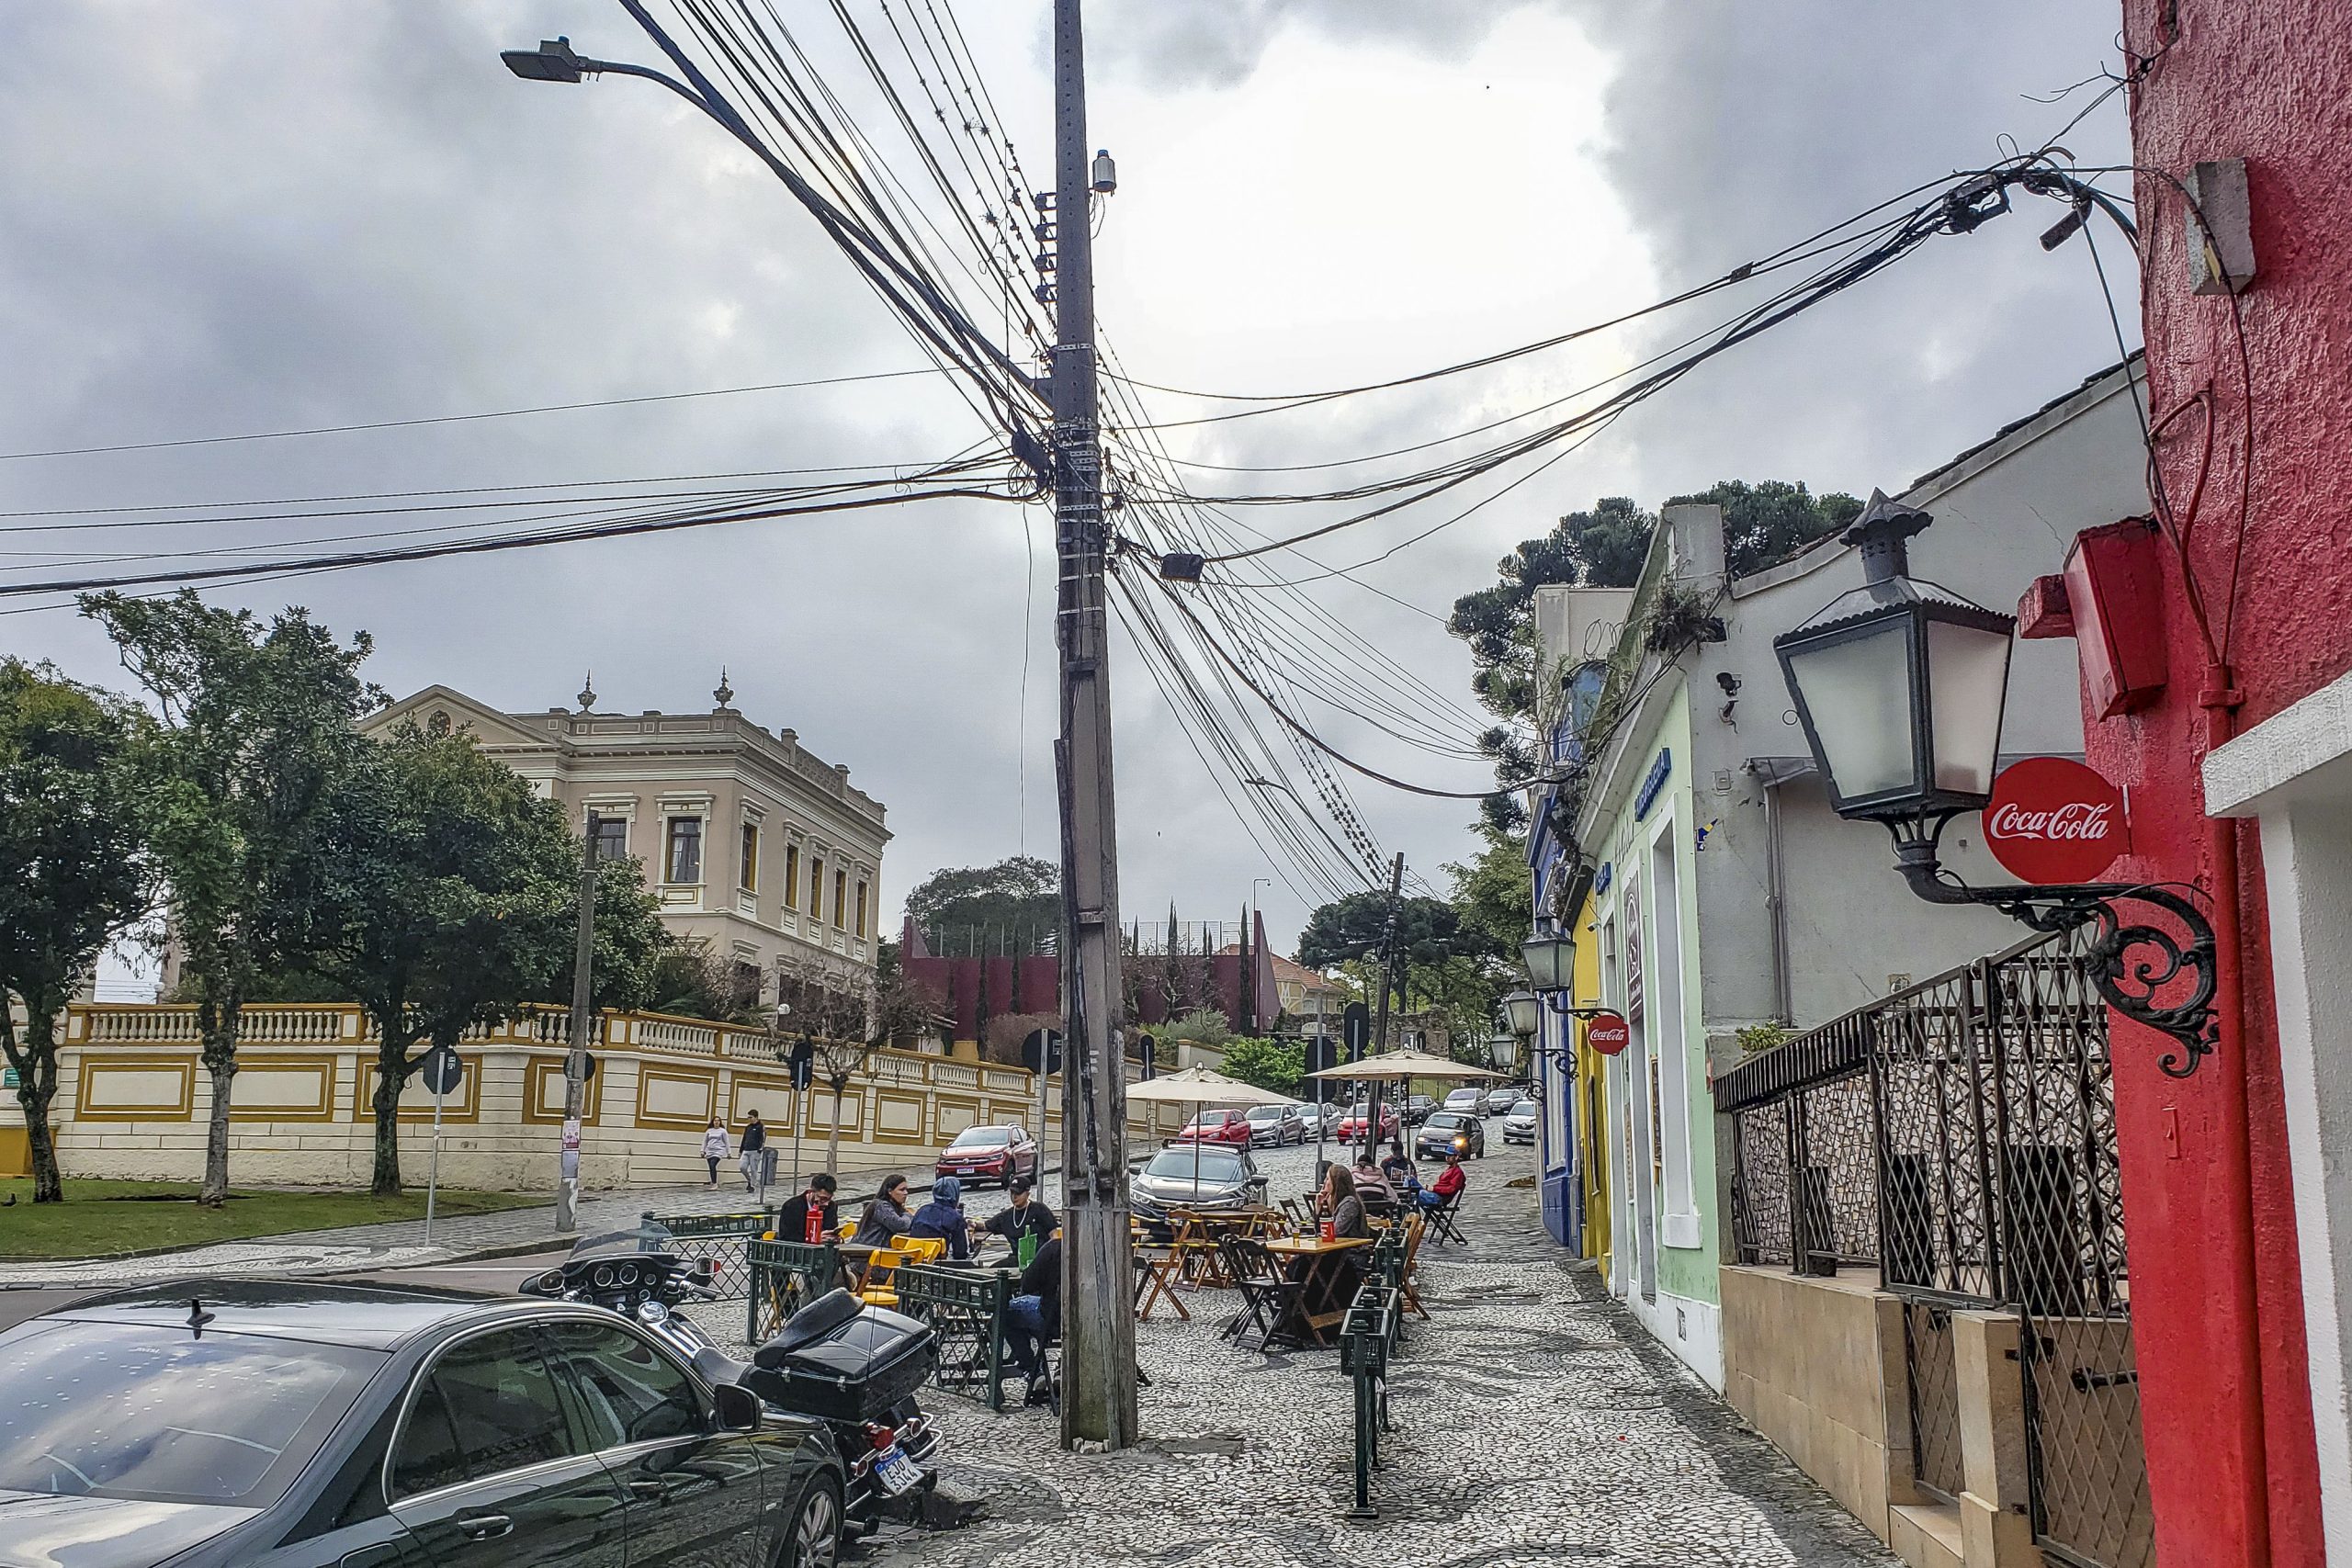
(1324, 1165), (1372, 1240)
(1349, 1153), (1398, 1210)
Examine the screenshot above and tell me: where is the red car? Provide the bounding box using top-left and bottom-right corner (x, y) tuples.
(1335, 1102), (1400, 1143)
(1170, 1109), (1255, 1148)
(934, 1122), (1039, 1188)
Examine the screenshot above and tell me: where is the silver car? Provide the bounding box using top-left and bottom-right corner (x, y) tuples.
(1292, 1100), (1340, 1138)
(1128, 1145), (1267, 1220)
(1501, 1098), (1541, 1144)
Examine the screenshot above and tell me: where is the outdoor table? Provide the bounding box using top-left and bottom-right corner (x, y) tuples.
(1263, 1235), (1372, 1346)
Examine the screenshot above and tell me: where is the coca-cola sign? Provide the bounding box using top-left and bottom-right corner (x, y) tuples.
(1584, 1012), (1631, 1057)
(1982, 757), (2128, 885)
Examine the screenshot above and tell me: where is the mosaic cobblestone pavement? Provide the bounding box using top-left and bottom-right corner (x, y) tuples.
(754, 1142), (1894, 1568)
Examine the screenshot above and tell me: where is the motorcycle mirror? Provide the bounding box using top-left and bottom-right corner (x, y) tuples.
(711, 1382), (762, 1433)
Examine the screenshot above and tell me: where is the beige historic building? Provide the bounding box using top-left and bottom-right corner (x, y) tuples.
(367, 677), (890, 1002)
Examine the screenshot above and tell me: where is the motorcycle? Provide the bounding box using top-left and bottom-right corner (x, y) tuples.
(521, 1223), (944, 1535)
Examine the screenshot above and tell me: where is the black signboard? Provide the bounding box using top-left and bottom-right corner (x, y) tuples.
(1340, 1001), (1370, 1062)
(417, 1045), (465, 1097)
(1022, 1027), (1064, 1077)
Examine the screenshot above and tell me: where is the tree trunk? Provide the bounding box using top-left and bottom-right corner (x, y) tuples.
(1, 1003), (63, 1203)
(195, 988), (241, 1209)
(370, 1027), (419, 1198)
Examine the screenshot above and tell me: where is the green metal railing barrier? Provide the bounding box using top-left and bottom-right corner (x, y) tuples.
(744, 1237), (845, 1342)
(893, 1264), (1013, 1412)
(1340, 1280), (1403, 1518)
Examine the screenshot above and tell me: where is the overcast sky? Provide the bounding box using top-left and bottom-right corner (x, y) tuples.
(0, 2), (2135, 991)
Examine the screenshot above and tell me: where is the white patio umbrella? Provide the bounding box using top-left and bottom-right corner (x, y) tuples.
(1125, 1066), (1293, 1202)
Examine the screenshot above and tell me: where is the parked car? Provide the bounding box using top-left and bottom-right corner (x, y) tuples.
(1415, 1109), (1487, 1160)
(0, 1278), (847, 1568)
(1480, 1083), (1528, 1115)
(1442, 1087), (1486, 1116)
(1292, 1100), (1340, 1138)
(1335, 1101), (1400, 1143)
(1128, 1145), (1268, 1220)
(1501, 1098), (1540, 1145)
(1240, 1102), (1307, 1146)
(934, 1123), (1039, 1187)
(1404, 1093), (1438, 1125)
(1170, 1108), (1256, 1148)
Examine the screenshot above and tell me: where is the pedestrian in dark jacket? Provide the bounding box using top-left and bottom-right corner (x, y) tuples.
(738, 1111), (769, 1191)
(908, 1176), (974, 1260)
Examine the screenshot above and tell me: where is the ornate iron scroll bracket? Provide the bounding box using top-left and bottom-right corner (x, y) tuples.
(1882, 814), (2219, 1078)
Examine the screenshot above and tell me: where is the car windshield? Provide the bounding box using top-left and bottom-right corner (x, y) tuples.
(0, 1320), (382, 1507)
(1510, 1101), (1539, 1116)
(1189, 1111), (1238, 1126)
(1425, 1111), (1465, 1129)
(950, 1127), (1012, 1148)
(1145, 1149), (1246, 1182)
(1243, 1106), (1285, 1122)
(1445, 1090), (1479, 1104)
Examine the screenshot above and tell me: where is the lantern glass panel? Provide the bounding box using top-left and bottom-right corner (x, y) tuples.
(1521, 933), (1574, 994)
(1925, 615), (2013, 797)
(1783, 615), (1917, 803)
(1500, 989), (1543, 1037)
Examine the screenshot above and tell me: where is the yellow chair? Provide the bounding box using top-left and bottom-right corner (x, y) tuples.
(899, 1235), (947, 1265)
(858, 1247), (910, 1308)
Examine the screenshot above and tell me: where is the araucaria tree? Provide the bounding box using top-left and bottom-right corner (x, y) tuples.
(0, 661), (151, 1202)
(285, 723), (663, 1195)
(84, 592), (376, 1208)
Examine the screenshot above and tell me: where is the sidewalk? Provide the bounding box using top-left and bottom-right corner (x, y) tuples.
(0, 1156), (939, 1288)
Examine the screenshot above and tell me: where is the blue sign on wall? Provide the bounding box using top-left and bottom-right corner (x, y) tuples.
(1634, 748), (1673, 821)
(1594, 862), (1613, 897)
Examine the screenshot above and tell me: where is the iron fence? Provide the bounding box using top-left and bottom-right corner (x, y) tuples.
(643, 1209), (771, 1303)
(1719, 926), (2152, 1568)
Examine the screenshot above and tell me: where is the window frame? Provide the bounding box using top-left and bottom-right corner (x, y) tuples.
(808, 856), (826, 923)
(381, 1322), (589, 1508)
(783, 843), (801, 910)
(739, 822), (760, 892)
(589, 817), (629, 864)
(665, 816), (704, 886)
(832, 869), (848, 930)
(854, 880), (870, 939)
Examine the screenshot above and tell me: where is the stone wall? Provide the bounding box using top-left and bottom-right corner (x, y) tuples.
(0, 1002), (1190, 1190)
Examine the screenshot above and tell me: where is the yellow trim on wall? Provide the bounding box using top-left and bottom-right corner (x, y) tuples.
(522, 1056), (603, 1126)
(357, 1058), (482, 1125)
(727, 1076), (795, 1133)
(228, 1054), (338, 1123)
(636, 1066), (720, 1131)
(75, 1055), (196, 1122)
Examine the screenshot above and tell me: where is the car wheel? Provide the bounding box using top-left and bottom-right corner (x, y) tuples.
(779, 1473), (842, 1568)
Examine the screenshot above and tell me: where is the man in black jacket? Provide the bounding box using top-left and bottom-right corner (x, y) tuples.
(773, 1172), (838, 1244)
(981, 1176), (1057, 1263)
(1002, 1231), (1061, 1404)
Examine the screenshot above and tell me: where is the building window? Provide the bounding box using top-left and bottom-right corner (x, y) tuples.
(784, 844), (800, 909)
(740, 823), (759, 890)
(665, 818), (703, 885)
(809, 857), (825, 922)
(854, 881), (869, 939)
(832, 870), (848, 930)
(589, 817), (628, 863)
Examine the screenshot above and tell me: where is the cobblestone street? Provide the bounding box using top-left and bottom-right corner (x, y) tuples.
(866, 1143), (1892, 1568)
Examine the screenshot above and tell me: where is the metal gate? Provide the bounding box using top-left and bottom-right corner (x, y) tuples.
(1723, 926), (2154, 1568)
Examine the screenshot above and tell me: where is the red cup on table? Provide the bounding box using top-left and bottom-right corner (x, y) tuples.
(1319, 1219), (1336, 1242)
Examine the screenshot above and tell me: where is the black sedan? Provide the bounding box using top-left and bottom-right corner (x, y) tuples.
(1415, 1109), (1487, 1161)
(0, 1278), (845, 1568)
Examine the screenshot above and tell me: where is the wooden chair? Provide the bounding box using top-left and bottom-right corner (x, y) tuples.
(1278, 1196), (1316, 1233)
(1398, 1213), (1432, 1320)
(1131, 1223), (1191, 1322)
(1217, 1235), (1303, 1351)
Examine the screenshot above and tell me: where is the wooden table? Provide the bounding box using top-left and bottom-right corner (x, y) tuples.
(1262, 1235), (1371, 1346)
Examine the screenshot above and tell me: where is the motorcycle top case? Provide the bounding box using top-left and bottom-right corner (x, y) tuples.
(746, 1287), (937, 1424)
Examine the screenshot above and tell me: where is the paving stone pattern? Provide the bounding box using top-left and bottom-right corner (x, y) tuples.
(791, 1142), (1892, 1568)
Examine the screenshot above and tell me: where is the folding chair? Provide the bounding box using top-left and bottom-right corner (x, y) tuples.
(1131, 1224), (1191, 1322)
(1421, 1190), (1467, 1247)
(1278, 1196), (1315, 1233)
(857, 1247), (910, 1308)
(1398, 1213), (1432, 1320)
(1217, 1235), (1302, 1352)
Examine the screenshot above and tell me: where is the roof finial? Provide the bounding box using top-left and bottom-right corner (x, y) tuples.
(577, 671), (596, 712)
(715, 667), (734, 709)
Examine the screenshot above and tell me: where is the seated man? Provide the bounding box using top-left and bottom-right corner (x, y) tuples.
(774, 1173), (839, 1244)
(982, 1176), (1057, 1265)
(907, 1176), (976, 1261)
(1419, 1150), (1467, 1210)
(1379, 1141), (1420, 1196)
(1002, 1229), (1063, 1405)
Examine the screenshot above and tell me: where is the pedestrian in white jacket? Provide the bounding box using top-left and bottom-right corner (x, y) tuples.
(701, 1118), (730, 1189)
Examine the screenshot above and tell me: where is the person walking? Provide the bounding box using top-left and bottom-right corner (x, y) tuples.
(854, 1174), (915, 1245)
(739, 1111), (768, 1192)
(700, 1118), (730, 1189)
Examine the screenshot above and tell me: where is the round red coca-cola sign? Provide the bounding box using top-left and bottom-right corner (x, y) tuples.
(1584, 1012), (1631, 1056)
(1982, 757), (2128, 885)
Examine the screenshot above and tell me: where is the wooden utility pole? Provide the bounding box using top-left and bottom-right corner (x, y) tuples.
(1363, 852), (1406, 1157)
(1050, 0), (1137, 1450)
(557, 808), (599, 1231)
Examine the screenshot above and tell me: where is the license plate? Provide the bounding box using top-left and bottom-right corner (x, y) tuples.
(874, 1445), (922, 1496)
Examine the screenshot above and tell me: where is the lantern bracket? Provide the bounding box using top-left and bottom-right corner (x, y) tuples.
(1880, 812), (2218, 1077)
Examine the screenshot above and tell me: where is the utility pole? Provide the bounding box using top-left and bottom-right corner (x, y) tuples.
(1050, 0), (1136, 1450)
(1363, 852), (1405, 1158)
(557, 809), (599, 1231)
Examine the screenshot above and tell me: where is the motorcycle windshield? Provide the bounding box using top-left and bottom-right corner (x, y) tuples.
(566, 1221), (677, 1261)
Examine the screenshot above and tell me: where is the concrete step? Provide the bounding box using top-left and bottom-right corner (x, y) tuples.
(1889, 1500), (1965, 1568)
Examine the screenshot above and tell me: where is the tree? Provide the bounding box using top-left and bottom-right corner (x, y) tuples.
(775, 951), (878, 1175)
(547, 856), (670, 1014)
(903, 856), (1059, 955)
(1299, 892), (1503, 1048)
(1668, 479), (1861, 579)
(84, 592), (376, 1207)
(1161, 1007), (1230, 1047)
(649, 945), (763, 1022)
(283, 724), (664, 1195)
(0, 661), (151, 1203)
(1220, 1036), (1302, 1097)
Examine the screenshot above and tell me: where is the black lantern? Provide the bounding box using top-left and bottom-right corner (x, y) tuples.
(1520, 921), (1577, 997)
(1499, 988), (1544, 1039)
(1771, 492), (2218, 1077)
(1774, 491), (2016, 820)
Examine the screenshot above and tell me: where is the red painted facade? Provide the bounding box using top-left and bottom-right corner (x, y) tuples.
(2040, 5), (2352, 1562)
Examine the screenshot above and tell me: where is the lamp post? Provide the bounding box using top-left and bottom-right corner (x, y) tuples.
(1772, 491), (2218, 1076)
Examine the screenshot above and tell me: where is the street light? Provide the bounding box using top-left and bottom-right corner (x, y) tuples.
(500, 37), (588, 83)
(1772, 493), (2218, 1077)
(1499, 988), (1543, 1039)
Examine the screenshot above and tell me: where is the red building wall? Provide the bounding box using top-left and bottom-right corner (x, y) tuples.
(2070, 5), (2352, 1562)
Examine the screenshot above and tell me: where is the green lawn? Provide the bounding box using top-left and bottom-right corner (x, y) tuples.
(0, 1179), (543, 1259)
